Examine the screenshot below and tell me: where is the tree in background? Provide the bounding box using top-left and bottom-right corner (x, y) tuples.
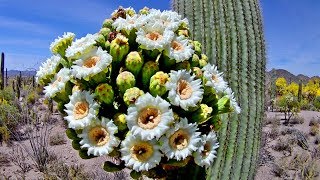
(276, 93), (299, 125)
(275, 77), (287, 96)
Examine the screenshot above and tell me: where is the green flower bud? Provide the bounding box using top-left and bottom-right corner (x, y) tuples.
(149, 71), (169, 96)
(102, 18), (114, 29)
(217, 95), (231, 114)
(125, 51), (144, 76)
(162, 55), (176, 69)
(144, 49), (160, 59)
(190, 54), (200, 67)
(99, 27), (111, 38)
(192, 67), (203, 79)
(113, 113), (127, 131)
(199, 54), (208, 68)
(104, 40), (110, 51)
(176, 61), (191, 71)
(96, 34), (106, 47)
(110, 34), (130, 65)
(123, 87), (144, 106)
(177, 29), (189, 37)
(191, 104), (213, 124)
(126, 9), (135, 17)
(95, 83), (114, 105)
(192, 41), (202, 55)
(139, 7), (150, 15)
(116, 71), (136, 95)
(141, 61), (159, 89)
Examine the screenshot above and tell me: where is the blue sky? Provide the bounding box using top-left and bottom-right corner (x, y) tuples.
(0, 0), (319, 76)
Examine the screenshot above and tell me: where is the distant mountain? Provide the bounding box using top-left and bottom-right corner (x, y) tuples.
(267, 69), (320, 84)
(6, 70), (36, 77)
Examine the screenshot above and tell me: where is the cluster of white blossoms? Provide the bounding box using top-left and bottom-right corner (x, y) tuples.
(36, 7), (240, 177)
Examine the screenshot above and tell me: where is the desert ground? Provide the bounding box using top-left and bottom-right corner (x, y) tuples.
(255, 111), (320, 180)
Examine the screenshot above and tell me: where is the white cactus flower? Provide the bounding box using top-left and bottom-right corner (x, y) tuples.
(64, 90), (99, 129)
(78, 117), (120, 156)
(166, 70), (204, 111)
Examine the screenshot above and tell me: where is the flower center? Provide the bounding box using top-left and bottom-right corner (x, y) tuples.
(202, 143), (211, 157)
(146, 32), (163, 41)
(131, 142), (154, 162)
(73, 101), (89, 120)
(88, 126), (109, 146)
(52, 76), (62, 88)
(83, 56), (100, 68)
(169, 129), (190, 150)
(177, 79), (193, 100)
(212, 74), (219, 82)
(171, 41), (184, 51)
(137, 107), (161, 130)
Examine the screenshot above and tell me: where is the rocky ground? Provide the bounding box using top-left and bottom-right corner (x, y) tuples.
(255, 111), (320, 180)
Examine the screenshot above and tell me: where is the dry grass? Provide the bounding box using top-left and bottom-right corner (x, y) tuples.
(49, 133), (66, 146)
(309, 117), (320, 126)
(272, 138), (292, 155)
(291, 116), (305, 124)
(310, 125), (320, 136)
(300, 160), (319, 180)
(0, 152), (10, 167)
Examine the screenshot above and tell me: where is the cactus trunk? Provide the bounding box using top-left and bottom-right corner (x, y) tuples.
(0, 52), (4, 90)
(172, 0), (266, 179)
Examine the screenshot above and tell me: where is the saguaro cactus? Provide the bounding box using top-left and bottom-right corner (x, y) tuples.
(172, 0), (266, 179)
(0, 52), (4, 90)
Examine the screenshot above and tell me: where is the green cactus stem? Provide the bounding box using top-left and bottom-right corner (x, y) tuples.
(172, 0), (266, 179)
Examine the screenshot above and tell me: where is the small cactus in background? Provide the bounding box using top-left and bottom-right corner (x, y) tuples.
(298, 81), (302, 103)
(0, 52), (4, 90)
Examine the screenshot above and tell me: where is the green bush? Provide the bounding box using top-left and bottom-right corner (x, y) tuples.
(314, 96), (320, 111)
(0, 87), (15, 102)
(0, 101), (21, 142)
(27, 91), (39, 105)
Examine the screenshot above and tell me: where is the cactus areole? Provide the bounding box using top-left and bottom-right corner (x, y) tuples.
(36, 6), (243, 180)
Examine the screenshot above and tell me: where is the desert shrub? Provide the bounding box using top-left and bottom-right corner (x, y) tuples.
(315, 135), (320, 145)
(26, 91), (39, 105)
(272, 138), (292, 154)
(300, 99), (312, 110)
(45, 160), (91, 180)
(300, 160), (319, 180)
(0, 152), (10, 166)
(264, 116), (280, 126)
(290, 153), (310, 171)
(49, 133), (66, 146)
(310, 125), (320, 136)
(268, 127), (279, 140)
(291, 115), (305, 124)
(309, 117), (319, 126)
(0, 88), (15, 102)
(311, 146), (320, 159)
(0, 102), (21, 143)
(313, 96), (320, 111)
(271, 162), (288, 178)
(280, 128), (295, 136)
(9, 146), (32, 178)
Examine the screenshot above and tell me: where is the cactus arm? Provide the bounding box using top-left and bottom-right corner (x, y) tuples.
(0, 52), (4, 90)
(193, 0), (202, 42)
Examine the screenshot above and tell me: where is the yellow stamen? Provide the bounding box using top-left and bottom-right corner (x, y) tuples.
(131, 142), (154, 162)
(146, 32), (163, 41)
(88, 126), (109, 146)
(177, 79), (193, 100)
(171, 41), (184, 51)
(52, 76), (62, 88)
(83, 56), (100, 68)
(73, 101), (89, 120)
(137, 108), (161, 130)
(169, 129), (190, 150)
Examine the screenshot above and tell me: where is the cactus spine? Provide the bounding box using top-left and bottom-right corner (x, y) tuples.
(172, 0), (266, 179)
(0, 52), (4, 90)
